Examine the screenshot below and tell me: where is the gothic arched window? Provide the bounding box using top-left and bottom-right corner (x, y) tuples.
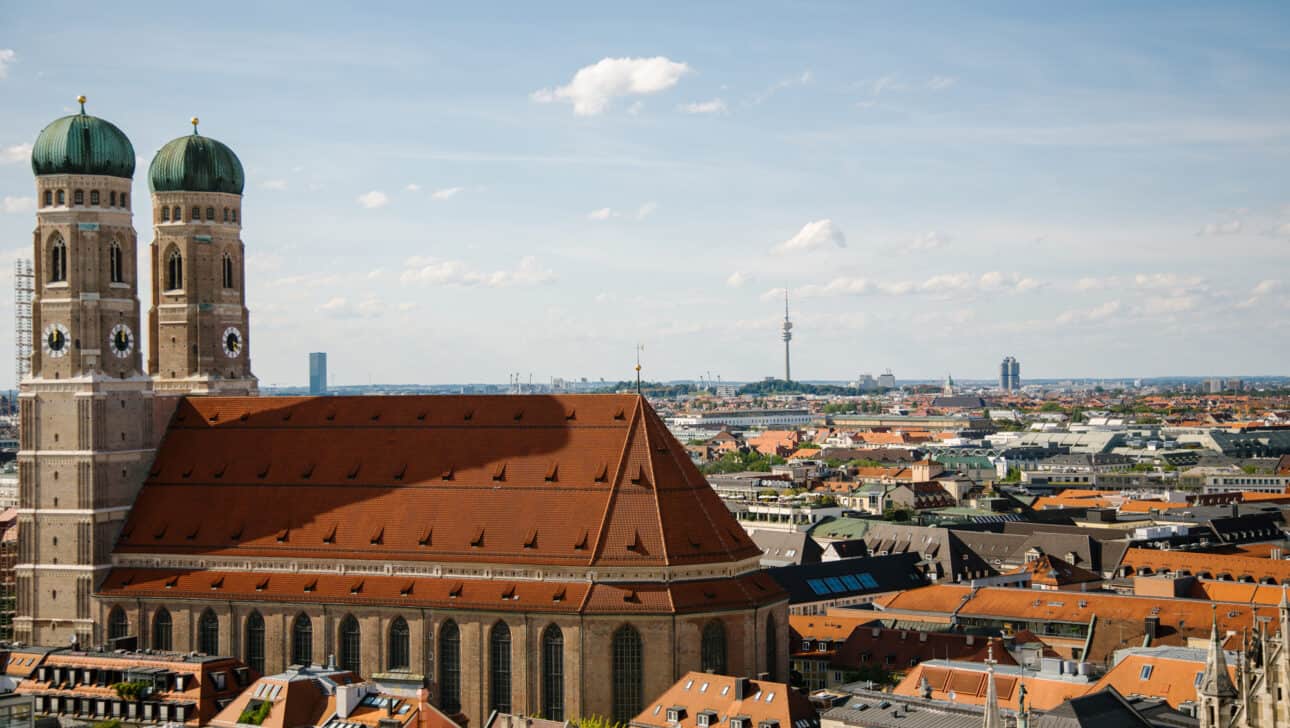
(222, 252), (235, 289)
(152, 608), (172, 651)
(42, 190), (51, 207)
(339, 614), (361, 675)
(73, 189), (84, 205)
(542, 624), (564, 721)
(165, 248), (183, 291)
(245, 612), (265, 673)
(161, 206), (170, 222)
(292, 613), (312, 666)
(611, 624), (643, 723)
(231, 209), (238, 223)
(56, 190), (65, 206)
(191, 206), (200, 222)
(205, 207), (215, 221)
(110, 191), (117, 206)
(108, 606), (129, 641)
(439, 621), (461, 713)
(223, 207), (229, 222)
(701, 620), (727, 674)
(90, 190), (100, 206)
(172, 206), (181, 221)
(490, 622), (512, 713)
(49, 237), (67, 283)
(198, 609), (219, 655)
(388, 617), (410, 671)
(109, 241), (123, 284)
(121, 193), (128, 207)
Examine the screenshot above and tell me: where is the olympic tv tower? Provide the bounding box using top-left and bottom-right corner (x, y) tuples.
(781, 289), (793, 382)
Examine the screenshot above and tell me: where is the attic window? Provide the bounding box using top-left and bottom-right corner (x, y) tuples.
(257, 464), (271, 479)
(255, 578), (269, 592)
(350, 581), (364, 595)
(186, 525), (200, 540)
(303, 580), (317, 593)
(471, 528), (485, 548)
(545, 463), (559, 482)
(301, 464), (315, 479)
(502, 585), (517, 601)
(565, 409), (576, 421)
(418, 527), (432, 546)
(121, 574), (134, 586)
(631, 465), (648, 485)
(348, 463), (361, 479)
(492, 463), (506, 481)
(553, 587), (566, 602)
(441, 466), (455, 481)
(574, 529), (589, 550)
(230, 524), (244, 540)
(463, 409), (474, 421)
(400, 582), (414, 596)
(210, 577), (224, 590)
(449, 583), (463, 598)
(524, 529), (538, 549)
(392, 464), (407, 481)
(212, 464), (226, 478)
(687, 534), (702, 549)
(594, 463), (609, 483)
(120, 524), (134, 539)
(627, 531), (644, 553)
(208, 413), (219, 422)
(275, 528), (289, 543)
(325, 410), (336, 421)
(282, 410), (293, 421)
(149, 462), (162, 476)
(370, 527), (384, 545)
(153, 524), (167, 539)
(370, 412), (381, 421)
(623, 590), (640, 604)
(416, 411), (428, 421)
(239, 412), (250, 422)
(703, 589), (717, 600)
(513, 409), (524, 421)
(614, 408), (626, 420)
(322, 525), (337, 544)
(181, 466), (193, 479)
(165, 577), (179, 589)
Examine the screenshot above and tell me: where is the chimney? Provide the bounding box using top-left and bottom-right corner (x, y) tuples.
(327, 653), (337, 670)
(734, 677), (752, 700)
(336, 684), (364, 719)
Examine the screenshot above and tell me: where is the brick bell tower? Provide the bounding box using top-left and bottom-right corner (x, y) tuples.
(16, 97), (157, 645)
(147, 117), (256, 397)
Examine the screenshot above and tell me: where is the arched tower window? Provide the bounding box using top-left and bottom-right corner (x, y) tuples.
(198, 609), (219, 655)
(388, 617), (410, 671)
(611, 624), (643, 723)
(161, 207), (170, 222)
(172, 206), (181, 221)
(542, 625), (564, 721)
(56, 190), (65, 206)
(110, 191), (117, 206)
(109, 241), (123, 284)
(245, 612), (265, 673)
(205, 206), (215, 221)
(232, 209), (238, 223)
(42, 190), (51, 207)
(292, 614), (313, 666)
(90, 190), (99, 206)
(108, 607), (129, 641)
(439, 621), (461, 713)
(121, 193), (128, 207)
(191, 206), (200, 222)
(339, 614), (361, 675)
(165, 248), (183, 291)
(73, 190), (84, 205)
(222, 252), (235, 289)
(701, 620), (727, 674)
(49, 237), (67, 283)
(222, 207), (229, 222)
(766, 614), (778, 681)
(152, 608), (172, 651)
(490, 621), (512, 713)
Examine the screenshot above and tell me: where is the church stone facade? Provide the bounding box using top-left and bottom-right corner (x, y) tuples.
(16, 100), (787, 726)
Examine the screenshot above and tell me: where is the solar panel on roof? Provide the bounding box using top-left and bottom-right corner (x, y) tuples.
(858, 573), (879, 588)
(824, 577), (846, 592)
(807, 579), (830, 595)
(839, 575), (861, 590)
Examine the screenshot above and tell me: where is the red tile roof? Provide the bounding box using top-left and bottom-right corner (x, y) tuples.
(115, 395), (762, 570)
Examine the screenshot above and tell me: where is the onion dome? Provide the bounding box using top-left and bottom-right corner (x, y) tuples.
(148, 117), (245, 195)
(30, 96), (136, 179)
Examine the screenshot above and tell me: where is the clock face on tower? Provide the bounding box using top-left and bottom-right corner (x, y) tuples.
(222, 326), (243, 358)
(108, 324), (134, 359)
(43, 323), (70, 359)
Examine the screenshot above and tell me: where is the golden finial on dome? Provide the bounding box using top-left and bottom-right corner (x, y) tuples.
(191, 116), (200, 134)
(77, 95), (87, 113)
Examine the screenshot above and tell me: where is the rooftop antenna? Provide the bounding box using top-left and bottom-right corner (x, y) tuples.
(635, 344), (644, 394)
(191, 116), (200, 135)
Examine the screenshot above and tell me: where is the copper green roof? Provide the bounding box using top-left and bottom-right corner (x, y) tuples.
(149, 131), (244, 194)
(31, 106), (135, 179)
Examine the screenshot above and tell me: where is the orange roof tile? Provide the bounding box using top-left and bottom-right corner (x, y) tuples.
(1092, 651), (1233, 709)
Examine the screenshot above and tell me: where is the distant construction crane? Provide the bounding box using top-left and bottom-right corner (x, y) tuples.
(14, 259), (33, 390)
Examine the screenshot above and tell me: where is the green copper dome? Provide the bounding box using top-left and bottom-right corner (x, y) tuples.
(149, 125), (245, 195)
(31, 101), (136, 179)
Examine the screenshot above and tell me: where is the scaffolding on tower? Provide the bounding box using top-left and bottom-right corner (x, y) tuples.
(14, 259), (33, 392)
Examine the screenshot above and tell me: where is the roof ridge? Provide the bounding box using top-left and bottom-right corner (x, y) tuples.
(587, 397), (643, 564)
(638, 396), (673, 567)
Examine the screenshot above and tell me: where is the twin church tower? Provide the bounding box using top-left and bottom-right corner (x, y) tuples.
(17, 97), (257, 644)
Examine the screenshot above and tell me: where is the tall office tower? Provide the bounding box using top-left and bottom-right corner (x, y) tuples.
(309, 352), (327, 394)
(17, 98), (155, 645)
(781, 290), (793, 382)
(1000, 356), (1021, 391)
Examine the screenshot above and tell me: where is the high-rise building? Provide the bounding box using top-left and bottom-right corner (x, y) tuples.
(878, 370), (896, 389)
(1000, 356), (1020, 391)
(308, 352), (327, 394)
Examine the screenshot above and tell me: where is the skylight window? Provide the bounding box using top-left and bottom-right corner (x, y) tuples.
(858, 573), (879, 588)
(1139, 665), (1153, 680)
(807, 579), (830, 596)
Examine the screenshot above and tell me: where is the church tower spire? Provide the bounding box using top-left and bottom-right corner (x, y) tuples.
(983, 642), (1004, 728)
(1200, 609), (1238, 728)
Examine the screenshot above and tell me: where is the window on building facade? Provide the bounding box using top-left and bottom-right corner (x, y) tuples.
(109, 241), (123, 284)
(43, 190), (52, 207)
(223, 252), (235, 289)
(542, 624), (564, 721)
(74, 190), (84, 205)
(165, 248), (183, 291)
(108, 607), (129, 641)
(199, 609), (219, 655)
(206, 207), (215, 221)
(246, 612), (265, 673)
(90, 190), (100, 206)
(292, 614), (312, 666)
(611, 624), (643, 724)
(490, 622), (512, 713)
(152, 608), (172, 651)
(339, 614), (361, 675)
(49, 238), (67, 283)
(439, 621), (461, 713)
(162, 206), (170, 221)
(701, 621), (727, 674)
(388, 617), (410, 671)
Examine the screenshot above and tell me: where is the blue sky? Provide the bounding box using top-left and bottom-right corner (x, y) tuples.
(1, 1), (1288, 387)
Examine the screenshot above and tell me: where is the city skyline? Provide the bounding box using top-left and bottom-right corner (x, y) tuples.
(2, 2), (1289, 388)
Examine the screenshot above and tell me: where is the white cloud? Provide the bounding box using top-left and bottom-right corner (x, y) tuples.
(870, 75), (904, 95)
(587, 207), (616, 221)
(1057, 300), (1121, 324)
(679, 98), (727, 114)
(431, 187), (463, 200)
(2, 196), (34, 214)
(260, 179), (288, 191)
(405, 183), (421, 192)
(774, 219), (846, 254)
(0, 50), (14, 80)
(927, 75), (957, 90)
(768, 270), (1041, 300)
(1252, 279), (1282, 296)
(400, 255), (555, 288)
(320, 297), (348, 312)
(532, 56), (690, 116)
(726, 271), (748, 288)
(1198, 220), (1241, 236)
(636, 201), (658, 220)
(1142, 295), (1198, 315)
(1, 143), (31, 164)
(906, 231), (950, 252)
(1133, 273), (1206, 291)
(356, 190), (389, 209)
(319, 296), (383, 319)
(750, 71), (813, 105)
(1075, 276), (1119, 291)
